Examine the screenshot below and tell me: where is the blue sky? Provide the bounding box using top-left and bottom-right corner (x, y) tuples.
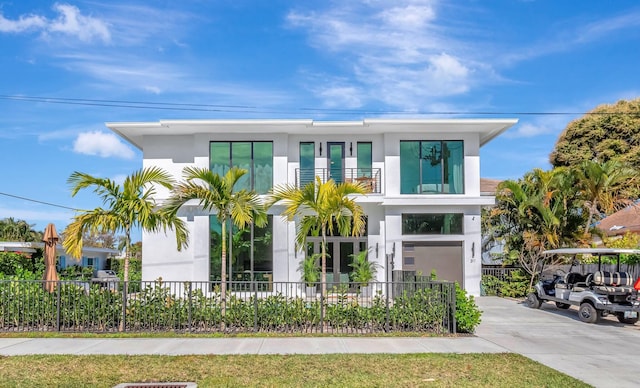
(1, 1), (639, 238)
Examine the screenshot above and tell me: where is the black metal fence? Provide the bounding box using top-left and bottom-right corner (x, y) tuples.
(0, 279), (456, 334)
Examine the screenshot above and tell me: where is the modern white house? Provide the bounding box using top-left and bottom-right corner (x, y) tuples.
(0, 241), (119, 270)
(108, 118), (517, 296)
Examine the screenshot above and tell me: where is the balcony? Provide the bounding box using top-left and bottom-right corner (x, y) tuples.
(295, 168), (382, 194)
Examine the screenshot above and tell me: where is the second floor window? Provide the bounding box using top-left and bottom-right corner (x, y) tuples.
(400, 140), (464, 194)
(210, 141), (273, 194)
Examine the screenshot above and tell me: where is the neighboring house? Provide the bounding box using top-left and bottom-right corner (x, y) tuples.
(0, 241), (118, 271)
(108, 118), (517, 296)
(596, 204), (640, 237)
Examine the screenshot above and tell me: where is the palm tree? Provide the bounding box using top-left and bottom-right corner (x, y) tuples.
(163, 166), (267, 316)
(575, 159), (639, 236)
(0, 217), (42, 242)
(63, 167), (189, 282)
(267, 177), (367, 298)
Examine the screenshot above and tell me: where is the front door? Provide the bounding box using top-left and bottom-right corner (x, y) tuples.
(328, 142), (345, 184)
(308, 237), (367, 288)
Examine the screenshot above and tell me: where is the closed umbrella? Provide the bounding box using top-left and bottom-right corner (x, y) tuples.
(42, 223), (59, 293)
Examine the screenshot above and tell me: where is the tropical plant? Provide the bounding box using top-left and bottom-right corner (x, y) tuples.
(267, 176), (368, 298)
(349, 249), (378, 287)
(299, 254), (320, 287)
(574, 159), (639, 236)
(164, 166), (267, 318)
(63, 167), (189, 282)
(484, 167), (585, 289)
(0, 217), (43, 242)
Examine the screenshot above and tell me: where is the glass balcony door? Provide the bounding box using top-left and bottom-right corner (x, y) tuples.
(328, 142), (344, 184)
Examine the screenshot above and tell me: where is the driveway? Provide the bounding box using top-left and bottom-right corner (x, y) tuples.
(475, 296), (640, 388)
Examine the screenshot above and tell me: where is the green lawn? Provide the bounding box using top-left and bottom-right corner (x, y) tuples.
(0, 354), (590, 387)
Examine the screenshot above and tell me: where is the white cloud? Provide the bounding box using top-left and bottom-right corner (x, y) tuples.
(317, 85), (363, 108)
(0, 3), (110, 43)
(287, 1), (486, 108)
(47, 3), (110, 43)
(0, 13), (46, 32)
(73, 131), (135, 159)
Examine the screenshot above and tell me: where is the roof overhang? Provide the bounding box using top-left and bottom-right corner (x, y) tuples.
(106, 118), (518, 151)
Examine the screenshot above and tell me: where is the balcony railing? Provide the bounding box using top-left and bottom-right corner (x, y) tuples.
(295, 168), (382, 194)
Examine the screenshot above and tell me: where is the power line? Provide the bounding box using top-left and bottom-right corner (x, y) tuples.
(1, 94), (639, 116)
(0, 191), (83, 212)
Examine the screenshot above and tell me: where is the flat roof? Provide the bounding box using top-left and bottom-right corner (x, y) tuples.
(106, 118), (518, 151)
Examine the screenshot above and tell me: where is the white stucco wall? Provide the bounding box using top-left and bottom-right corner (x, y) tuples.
(113, 119), (516, 296)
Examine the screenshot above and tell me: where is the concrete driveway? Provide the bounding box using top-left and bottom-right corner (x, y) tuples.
(475, 296), (640, 388)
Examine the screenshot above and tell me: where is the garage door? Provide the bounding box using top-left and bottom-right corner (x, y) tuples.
(402, 241), (463, 286)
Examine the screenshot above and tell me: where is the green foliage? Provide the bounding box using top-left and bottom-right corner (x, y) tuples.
(299, 254), (321, 286)
(59, 265), (93, 280)
(0, 252), (39, 276)
(0, 217), (43, 242)
(0, 279), (457, 334)
(498, 270), (531, 298)
(455, 284), (481, 333)
(551, 98), (640, 170)
(64, 167), (189, 282)
(348, 249), (378, 286)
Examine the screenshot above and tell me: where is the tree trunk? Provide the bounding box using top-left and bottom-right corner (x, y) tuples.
(123, 228), (130, 282)
(321, 224), (327, 299)
(221, 218), (227, 326)
(584, 200), (598, 237)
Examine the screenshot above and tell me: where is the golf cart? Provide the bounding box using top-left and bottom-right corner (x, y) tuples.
(526, 248), (640, 324)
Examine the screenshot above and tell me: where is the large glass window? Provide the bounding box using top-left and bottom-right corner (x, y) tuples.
(299, 142), (315, 187)
(402, 214), (463, 234)
(400, 140), (464, 194)
(209, 215), (273, 282)
(357, 142), (372, 178)
(210, 141), (273, 194)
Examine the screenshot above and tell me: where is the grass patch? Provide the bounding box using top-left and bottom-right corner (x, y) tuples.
(0, 353), (590, 387)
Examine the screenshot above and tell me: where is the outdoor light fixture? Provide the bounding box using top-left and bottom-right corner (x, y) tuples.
(472, 242), (475, 258)
(319, 142), (322, 156)
(375, 242), (379, 258)
(350, 142), (353, 156)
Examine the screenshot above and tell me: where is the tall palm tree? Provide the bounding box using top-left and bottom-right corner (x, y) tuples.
(267, 177), (367, 298)
(575, 159), (639, 236)
(164, 166), (267, 316)
(63, 167), (189, 282)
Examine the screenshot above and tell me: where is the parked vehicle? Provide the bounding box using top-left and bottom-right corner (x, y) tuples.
(526, 248), (640, 324)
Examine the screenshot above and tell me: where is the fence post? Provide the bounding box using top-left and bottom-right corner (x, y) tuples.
(385, 279), (390, 332)
(253, 279), (258, 332)
(320, 281), (324, 334)
(56, 281), (61, 332)
(451, 282), (457, 334)
(187, 282), (193, 332)
(121, 281), (128, 332)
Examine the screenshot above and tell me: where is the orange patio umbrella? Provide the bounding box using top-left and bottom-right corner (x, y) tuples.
(42, 223), (59, 293)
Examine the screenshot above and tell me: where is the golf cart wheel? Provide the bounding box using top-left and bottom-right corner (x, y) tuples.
(526, 293), (542, 309)
(555, 302), (571, 309)
(578, 302), (599, 324)
(616, 312), (639, 325)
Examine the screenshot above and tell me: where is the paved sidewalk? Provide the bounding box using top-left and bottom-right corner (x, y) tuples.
(2, 297), (640, 387)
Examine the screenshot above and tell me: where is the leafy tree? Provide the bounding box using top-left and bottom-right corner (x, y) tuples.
(0, 217), (43, 242)
(484, 168), (585, 289)
(63, 167), (189, 282)
(267, 177), (367, 298)
(550, 98), (640, 169)
(164, 166), (267, 318)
